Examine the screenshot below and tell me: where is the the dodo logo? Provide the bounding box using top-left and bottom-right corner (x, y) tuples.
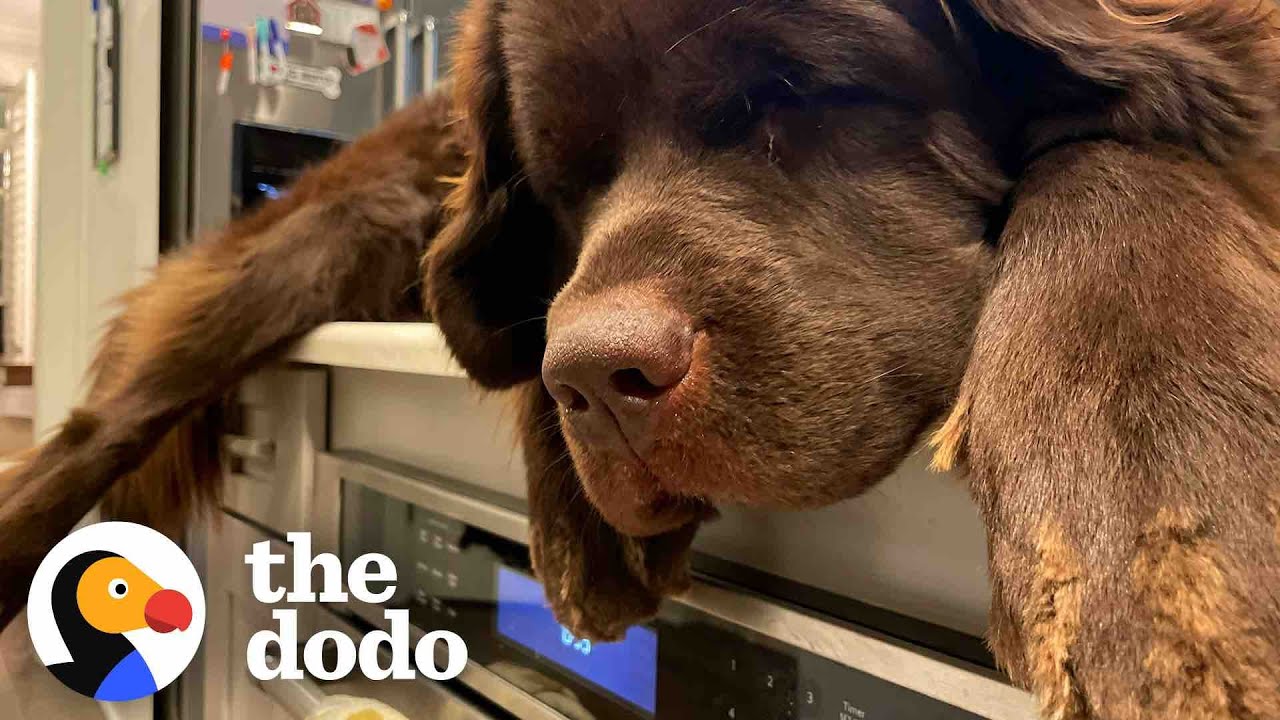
(27, 522), (206, 702)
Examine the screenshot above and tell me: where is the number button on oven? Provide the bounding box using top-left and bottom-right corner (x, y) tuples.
(711, 692), (793, 720)
(712, 693), (748, 720)
(795, 685), (821, 718)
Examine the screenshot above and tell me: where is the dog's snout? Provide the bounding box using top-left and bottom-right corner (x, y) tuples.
(543, 302), (694, 455)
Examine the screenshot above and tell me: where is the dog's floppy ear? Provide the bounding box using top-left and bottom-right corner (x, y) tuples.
(425, 0), (564, 388)
(518, 381), (698, 642)
(426, 3), (695, 639)
(955, 0), (1280, 163)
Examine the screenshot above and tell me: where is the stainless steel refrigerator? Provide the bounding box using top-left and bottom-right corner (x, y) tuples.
(162, 4), (467, 718)
(163, 0), (466, 247)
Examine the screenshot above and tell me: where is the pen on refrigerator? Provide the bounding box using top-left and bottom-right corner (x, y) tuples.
(217, 28), (233, 96)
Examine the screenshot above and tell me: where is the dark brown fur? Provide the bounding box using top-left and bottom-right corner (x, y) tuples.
(0, 1), (1276, 717)
(953, 141), (1280, 718)
(427, 1), (1280, 717)
(0, 92), (466, 628)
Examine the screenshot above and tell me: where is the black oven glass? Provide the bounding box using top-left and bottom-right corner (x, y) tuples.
(339, 479), (988, 720)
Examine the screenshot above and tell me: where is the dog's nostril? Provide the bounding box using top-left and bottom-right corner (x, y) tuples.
(559, 385), (591, 412)
(610, 368), (667, 401)
(542, 302), (695, 455)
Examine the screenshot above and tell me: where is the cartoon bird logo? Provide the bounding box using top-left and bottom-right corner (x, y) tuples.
(45, 550), (194, 701)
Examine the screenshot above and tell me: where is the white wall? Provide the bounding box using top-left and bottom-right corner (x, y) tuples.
(35, 0), (162, 437)
(34, 3), (162, 717)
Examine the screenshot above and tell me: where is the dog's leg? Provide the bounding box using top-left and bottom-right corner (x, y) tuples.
(938, 141), (1280, 719)
(0, 93), (465, 630)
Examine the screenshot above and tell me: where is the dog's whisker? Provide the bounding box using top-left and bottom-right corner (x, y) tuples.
(538, 419), (566, 438)
(665, 4), (751, 54)
(545, 449), (577, 472)
(487, 314), (548, 339)
(865, 363), (909, 384)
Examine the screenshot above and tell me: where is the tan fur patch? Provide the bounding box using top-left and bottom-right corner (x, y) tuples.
(622, 536), (649, 587)
(1095, 0), (1187, 26)
(1026, 522), (1089, 720)
(929, 393), (970, 473)
(1131, 508), (1279, 719)
(1270, 494), (1280, 550)
(935, 0), (959, 33)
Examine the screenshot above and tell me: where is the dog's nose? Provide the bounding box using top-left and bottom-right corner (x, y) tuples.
(543, 305), (693, 456)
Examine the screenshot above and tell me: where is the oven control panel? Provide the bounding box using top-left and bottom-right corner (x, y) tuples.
(341, 480), (1001, 719)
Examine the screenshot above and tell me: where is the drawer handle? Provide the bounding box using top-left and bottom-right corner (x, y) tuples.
(224, 435), (276, 462)
(254, 653), (327, 719)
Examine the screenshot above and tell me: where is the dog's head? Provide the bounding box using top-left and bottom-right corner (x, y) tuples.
(428, 0), (1280, 636)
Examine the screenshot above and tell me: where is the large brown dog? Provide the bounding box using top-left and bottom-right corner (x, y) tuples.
(427, 1), (1280, 718)
(0, 1), (1276, 719)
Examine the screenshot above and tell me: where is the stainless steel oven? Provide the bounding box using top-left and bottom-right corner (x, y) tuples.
(190, 341), (1036, 720)
(312, 450), (1033, 720)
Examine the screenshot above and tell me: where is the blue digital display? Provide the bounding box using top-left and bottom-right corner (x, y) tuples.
(256, 182), (283, 200)
(496, 567), (658, 714)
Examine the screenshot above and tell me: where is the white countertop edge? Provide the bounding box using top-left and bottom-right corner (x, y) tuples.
(287, 322), (469, 379)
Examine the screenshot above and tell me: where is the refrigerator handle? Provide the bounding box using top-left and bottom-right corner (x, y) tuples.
(393, 10), (410, 109)
(423, 16), (439, 94)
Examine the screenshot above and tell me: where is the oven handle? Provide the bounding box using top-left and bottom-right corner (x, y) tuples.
(254, 662), (327, 719)
(250, 639), (507, 720)
(223, 434), (276, 462)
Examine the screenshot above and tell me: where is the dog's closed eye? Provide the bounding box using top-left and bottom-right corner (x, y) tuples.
(700, 73), (805, 148)
(699, 70), (893, 154)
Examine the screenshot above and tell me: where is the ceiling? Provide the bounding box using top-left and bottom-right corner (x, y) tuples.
(0, 0), (38, 88)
